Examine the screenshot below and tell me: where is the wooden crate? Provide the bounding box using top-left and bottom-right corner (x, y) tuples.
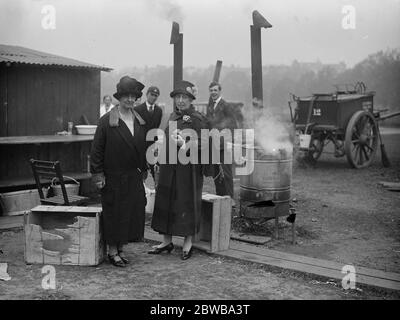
(24, 205), (104, 266)
(195, 193), (232, 253)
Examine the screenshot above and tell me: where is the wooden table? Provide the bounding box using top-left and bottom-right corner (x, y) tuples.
(0, 135), (94, 145)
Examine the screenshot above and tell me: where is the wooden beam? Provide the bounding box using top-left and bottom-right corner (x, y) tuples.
(230, 241), (400, 282)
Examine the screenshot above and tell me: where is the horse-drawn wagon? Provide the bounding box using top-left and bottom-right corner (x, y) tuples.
(289, 82), (399, 168)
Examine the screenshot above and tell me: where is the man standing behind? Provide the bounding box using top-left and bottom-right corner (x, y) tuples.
(206, 82), (237, 205)
(99, 95), (115, 117)
(134, 86), (163, 184)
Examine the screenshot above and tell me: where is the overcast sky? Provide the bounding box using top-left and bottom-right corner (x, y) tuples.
(1, 0), (399, 70)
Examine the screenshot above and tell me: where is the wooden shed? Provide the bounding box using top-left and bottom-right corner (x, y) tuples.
(0, 44), (111, 196)
(0, 44), (111, 136)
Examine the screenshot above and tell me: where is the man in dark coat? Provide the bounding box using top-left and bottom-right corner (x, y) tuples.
(134, 86), (163, 185)
(134, 86), (163, 132)
(149, 80), (209, 260)
(91, 76), (148, 267)
(206, 81), (237, 204)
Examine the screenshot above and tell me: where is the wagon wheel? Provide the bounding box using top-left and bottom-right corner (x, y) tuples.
(344, 110), (378, 168)
(306, 135), (324, 163)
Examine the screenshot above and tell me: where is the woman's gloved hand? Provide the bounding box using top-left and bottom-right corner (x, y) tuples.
(171, 129), (185, 148)
(92, 173), (105, 190)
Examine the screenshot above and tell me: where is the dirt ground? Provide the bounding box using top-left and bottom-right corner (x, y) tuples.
(222, 127), (400, 273)
(0, 128), (399, 300)
(0, 229), (399, 300)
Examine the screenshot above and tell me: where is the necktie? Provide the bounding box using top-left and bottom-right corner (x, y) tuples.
(212, 101), (218, 114)
(149, 105), (154, 113)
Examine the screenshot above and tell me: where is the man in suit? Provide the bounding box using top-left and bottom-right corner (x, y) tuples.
(134, 86), (163, 185)
(206, 81), (237, 205)
(99, 95), (115, 117)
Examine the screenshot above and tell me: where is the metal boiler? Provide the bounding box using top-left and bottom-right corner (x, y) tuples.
(239, 12), (295, 242)
(240, 146), (292, 219)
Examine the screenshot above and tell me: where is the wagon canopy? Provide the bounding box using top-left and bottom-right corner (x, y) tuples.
(296, 92), (375, 102)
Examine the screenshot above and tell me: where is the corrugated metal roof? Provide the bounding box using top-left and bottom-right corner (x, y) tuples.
(0, 44), (112, 71)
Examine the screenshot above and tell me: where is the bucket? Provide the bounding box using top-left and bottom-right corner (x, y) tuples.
(299, 134), (311, 149)
(51, 176), (80, 197)
(145, 185), (155, 214)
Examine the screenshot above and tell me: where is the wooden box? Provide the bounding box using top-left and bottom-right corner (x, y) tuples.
(195, 193), (232, 252)
(24, 205), (104, 265)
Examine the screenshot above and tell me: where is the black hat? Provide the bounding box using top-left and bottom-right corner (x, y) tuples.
(113, 76), (145, 100)
(147, 86), (160, 96)
(170, 80), (197, 100)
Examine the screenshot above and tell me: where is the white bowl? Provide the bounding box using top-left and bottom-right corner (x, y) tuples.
(75, 125), (97, 135)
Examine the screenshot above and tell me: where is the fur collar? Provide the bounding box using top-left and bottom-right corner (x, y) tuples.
(109, 105), (146, 127)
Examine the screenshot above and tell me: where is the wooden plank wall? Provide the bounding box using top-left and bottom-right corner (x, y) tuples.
(0, 64), (100, 186)
(0, 64), (100, 137)
(0, 65), (7, 136)
(0, 141), (92, 182)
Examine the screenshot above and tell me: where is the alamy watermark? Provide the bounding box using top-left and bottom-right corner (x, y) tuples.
(342, 5), (356, 30)
(341, 265), (356, 290)
(41, 265), (56, 290)
(41, 5), (56, 30)
(145, 123), (256, 176)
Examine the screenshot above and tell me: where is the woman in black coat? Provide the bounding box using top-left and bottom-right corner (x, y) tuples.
(91, 76), (148, 267)
(149, 80), (209, 260)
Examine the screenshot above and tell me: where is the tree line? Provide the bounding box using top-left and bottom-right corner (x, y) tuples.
(101, 48), (400, 125)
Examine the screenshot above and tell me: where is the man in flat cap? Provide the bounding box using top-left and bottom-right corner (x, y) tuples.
(135, 86), (163, 186)
(91, 76), (148, 267)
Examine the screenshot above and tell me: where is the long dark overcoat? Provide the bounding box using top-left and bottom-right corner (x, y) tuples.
(151, 106), (209, 237)
(90, 107), (148, 245)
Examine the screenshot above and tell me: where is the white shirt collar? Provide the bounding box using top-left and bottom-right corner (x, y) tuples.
(100, 104), (114, 117)
(213, 96), (222, 107)
(103, 103), (114, 110)
(146, 101), (155, 110)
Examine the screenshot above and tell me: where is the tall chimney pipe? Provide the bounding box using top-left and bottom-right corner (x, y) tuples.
(212, 60), (223, 83)
(250, 10), (272, 109)
(250, 25), (263, 108)
(170, 21), (183, 89)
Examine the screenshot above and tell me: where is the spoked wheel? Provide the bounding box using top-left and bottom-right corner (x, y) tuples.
(344, 110), (378, 168)
(306, 135), (324, 163)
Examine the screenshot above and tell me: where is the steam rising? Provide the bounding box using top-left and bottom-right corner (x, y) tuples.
(147, 0), (185, 26)
(246, 107), (294, 155)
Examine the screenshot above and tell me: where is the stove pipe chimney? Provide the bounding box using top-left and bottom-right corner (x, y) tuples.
(250, 10), (272, 109)
(212, 60), (223, 83)
(170, 21), (183, 89)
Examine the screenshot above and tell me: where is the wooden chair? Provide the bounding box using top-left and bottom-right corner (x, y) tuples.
(30, 159), (89, 206)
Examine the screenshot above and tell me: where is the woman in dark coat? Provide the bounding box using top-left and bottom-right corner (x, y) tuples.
(91, 76), (148, 267)
(149, 80), (209, 260)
